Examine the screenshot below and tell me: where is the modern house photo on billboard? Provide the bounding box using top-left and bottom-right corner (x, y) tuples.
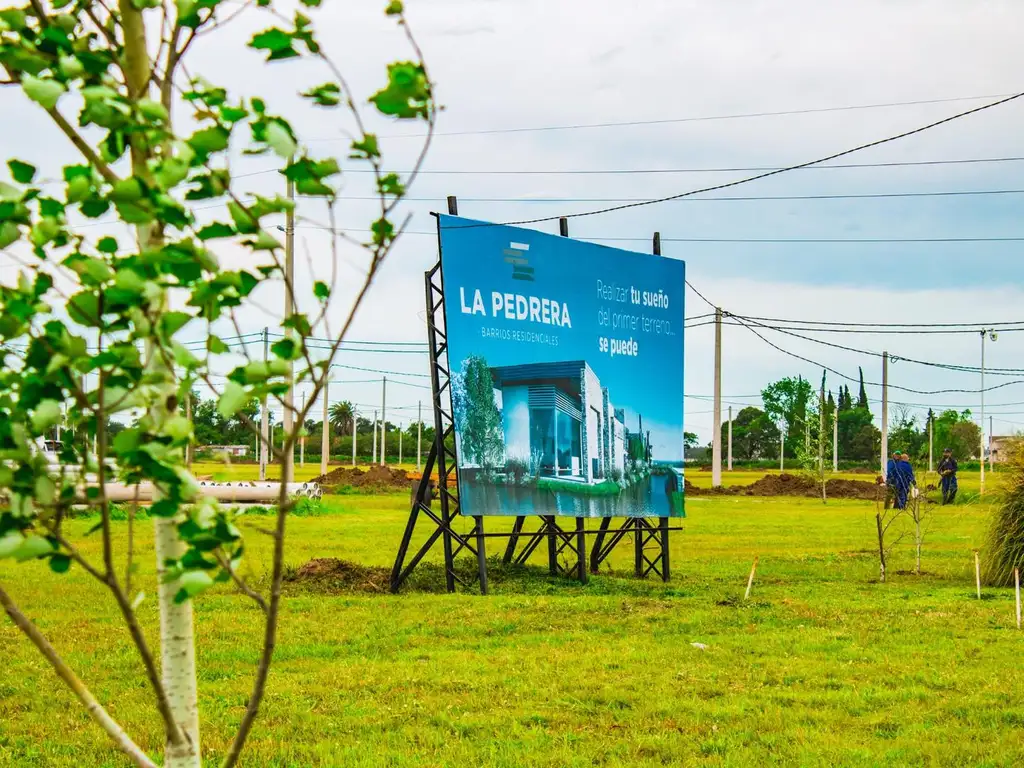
(450, 354), (680, 518)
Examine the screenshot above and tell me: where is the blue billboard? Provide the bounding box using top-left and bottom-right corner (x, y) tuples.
(438, 214), (685, 518)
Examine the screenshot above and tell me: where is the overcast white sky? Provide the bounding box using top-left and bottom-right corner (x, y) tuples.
(3, 0), (1024, 443)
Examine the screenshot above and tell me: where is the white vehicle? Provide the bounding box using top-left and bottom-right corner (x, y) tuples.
(39, 439), (63, 464)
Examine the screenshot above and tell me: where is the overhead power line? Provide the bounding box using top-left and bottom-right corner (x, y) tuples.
(684, 320), (1024, 335)
(726, 316), (1024, 329)
(495, 91), (1024, 226)
(230, 155), (1024, 180)
(728, 312), (1024, 376)
(314, 92), (1016, 140)
(321, 188), (1024, 203)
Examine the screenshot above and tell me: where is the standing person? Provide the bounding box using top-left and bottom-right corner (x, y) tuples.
(885, 451), (902, 509)
(938, 448), (959, 505)
(888, 451), (913, 510)
(901, 453), (917, 507)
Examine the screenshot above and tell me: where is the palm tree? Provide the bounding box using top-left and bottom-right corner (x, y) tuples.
(329, 401), (354, 435)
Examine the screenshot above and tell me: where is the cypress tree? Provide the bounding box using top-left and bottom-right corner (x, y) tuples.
(857, 368), (869, 409)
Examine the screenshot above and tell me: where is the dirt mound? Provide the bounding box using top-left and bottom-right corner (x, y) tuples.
(686, 473), (881, 500)
(287, 558), (391, 593)
(313, 465), (409, 489)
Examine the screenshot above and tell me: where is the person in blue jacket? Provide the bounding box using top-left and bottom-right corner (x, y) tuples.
(887, 451), (914, 510)
(885, 451), (902, 508)
(900, 453), (917, 507)
(937, 448), (958, 505)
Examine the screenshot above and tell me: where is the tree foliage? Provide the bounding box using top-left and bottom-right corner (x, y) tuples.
(454, 356), (504, 470)
(0, 1), (435, 766)
(721, 406), (780, 460)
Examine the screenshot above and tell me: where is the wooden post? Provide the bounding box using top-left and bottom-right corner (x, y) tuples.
(974, 550), (982, 599)
(744, 556), (759, 600)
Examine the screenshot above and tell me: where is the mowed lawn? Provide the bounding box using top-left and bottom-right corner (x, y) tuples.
(2, 489), (1023, 766)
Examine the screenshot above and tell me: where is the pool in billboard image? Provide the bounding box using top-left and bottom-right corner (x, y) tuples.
(438, 214), (686, 518)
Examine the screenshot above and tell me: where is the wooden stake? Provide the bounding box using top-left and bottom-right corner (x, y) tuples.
(744, 556), (759, 600)
(1016, 567), (1021, 630)
(974, 550), (982, 599)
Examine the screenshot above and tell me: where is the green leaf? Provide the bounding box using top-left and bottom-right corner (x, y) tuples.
(314, 281), (329, 300)
(249, 28), (298, 60)
(370, 61), (431, 120)
(0, 221), (20, 249)
(14, 535), (55, 562)
(218, 381), (247, 418)
(377, 172), (405, 197)
(97, 236), (118, 253)
(301, 82), (341, 107)
(271, 338), (303, 360)
(109, 178), (144, 203)
(49, 553), (72, 573)
(187, 126), (230, 155)
(227, 201), (259, 233)
(22, 75), (66, 110)
(300, 0), (322, 6)
(0, 532), (24, 559)
(197, 222), (235, 240)
(349, 134), (380, 160)
(152, 157), (190, 191)
(8, 160), (36, 184)
(174, 569), (214, 603)
(163, 415), (192, 442)
(31, 400), (63, 432)
(68, 292), (101, 326)
(137, 99), (169, 124)
(159, 311), (193, 337)
(208, 335), (230, 354)
(245, 231), (281, 251)
(265, 120), (297, 159)
(57, 53), (84, 79)
(385, 0), (403, 14)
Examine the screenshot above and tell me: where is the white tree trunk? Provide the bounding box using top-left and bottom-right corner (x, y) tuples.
(154, 517), (201, 767)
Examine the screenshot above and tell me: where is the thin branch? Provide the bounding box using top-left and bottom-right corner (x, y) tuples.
(214, 551), (268, 614)
(47, 107), (122, 185)
(0, 583), (158, 768)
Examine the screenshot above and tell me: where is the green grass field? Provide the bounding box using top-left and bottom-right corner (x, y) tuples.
(2, 485), (1022, 766)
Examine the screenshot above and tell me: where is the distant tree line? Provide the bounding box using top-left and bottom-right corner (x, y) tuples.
(720, 369), (982, 463)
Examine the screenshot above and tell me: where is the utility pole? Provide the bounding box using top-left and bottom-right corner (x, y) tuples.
(880, 351), (889, 477)
(727, 406), (733, 471)
(417, 401), (422, 471)
(282, 171), (296, 485)
(381, 376), (387, 466)
(928, 413), (934, 473)
(399, 423), (403, 466)
(990, 415), (994, 474)
(185, 390), (192, 470)
(321, 376), (329, 477)
(712, 307), (722, 488)
(832, 406), (839, 472)
(372, 409), (378, 464)
(818, 381), (825, 474)
(300, 390), (306, 467)
(980, 330), (997, 495)
(351, 408), (357, 468)
(259, 327), (269, 481)
(779, 426), (785, 472)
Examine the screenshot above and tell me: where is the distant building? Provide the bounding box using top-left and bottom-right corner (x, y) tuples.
(990, 435), (1021, 464)
(202, 445), (250, 457)
(490, 360), (627, 483)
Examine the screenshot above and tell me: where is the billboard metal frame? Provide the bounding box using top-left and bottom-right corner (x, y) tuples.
(389, 198), (677, 594)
